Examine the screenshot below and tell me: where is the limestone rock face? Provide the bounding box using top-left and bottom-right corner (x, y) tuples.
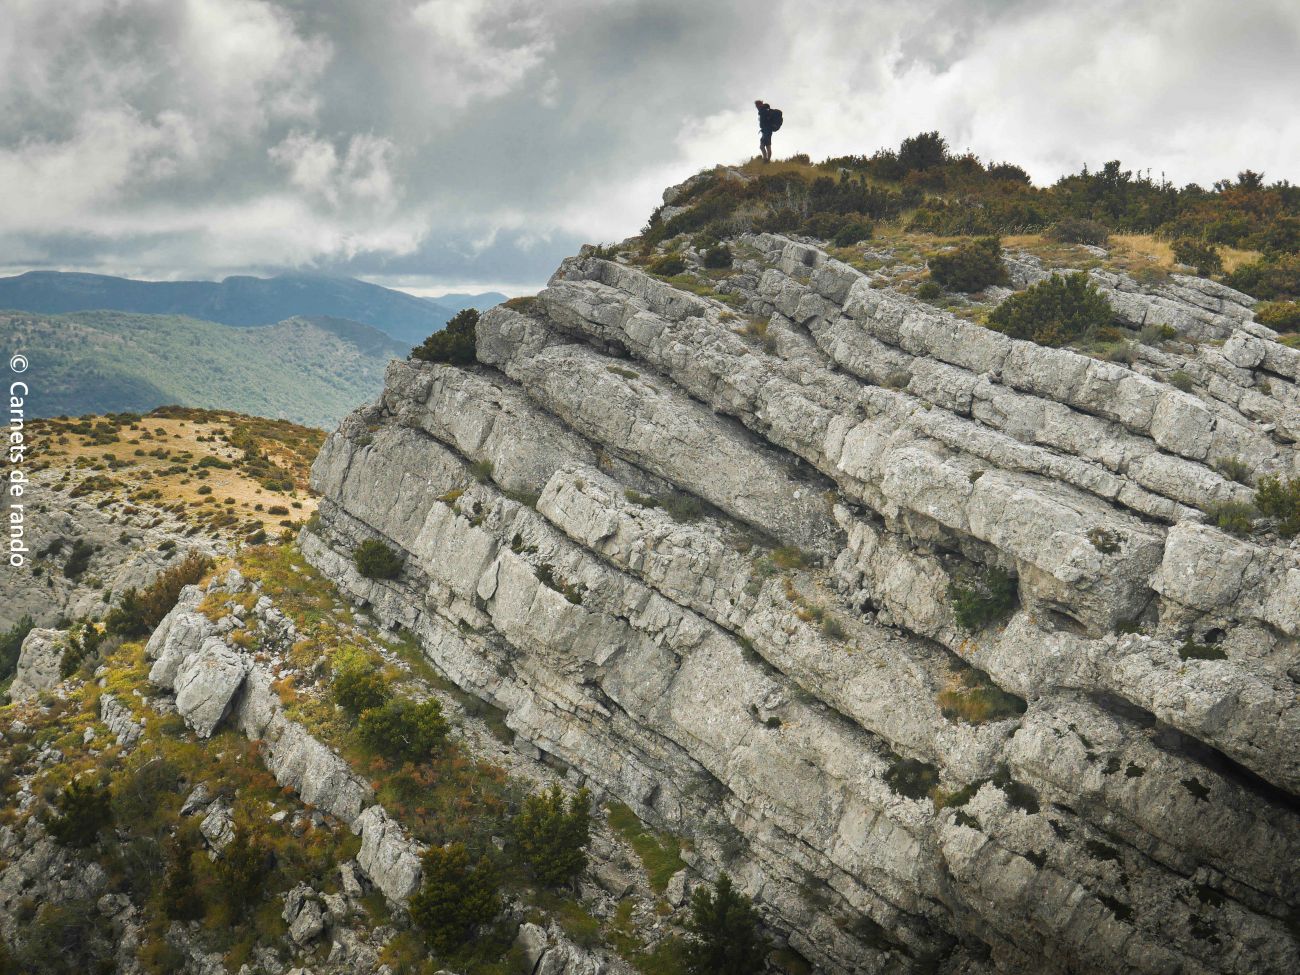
(8, 628), (66, 701)
(303, 231), (1300, 975)
(173, 637), (249, 738)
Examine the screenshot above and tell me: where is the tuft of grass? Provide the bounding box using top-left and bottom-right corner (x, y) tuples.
(605, 803), (686, 893)
(937, 668), (1027, 725)
(1203, 500), (1257, 537)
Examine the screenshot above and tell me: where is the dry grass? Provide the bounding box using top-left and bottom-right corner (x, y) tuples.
(32, 409), (323, 541)
(1111, 233), (1261, 276)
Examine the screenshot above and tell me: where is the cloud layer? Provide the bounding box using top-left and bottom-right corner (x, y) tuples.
(2, 0), (1298, 291)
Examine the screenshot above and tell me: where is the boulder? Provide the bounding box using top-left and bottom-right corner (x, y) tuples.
(173, 637), (248, 738)
(8, 628), (66, 700)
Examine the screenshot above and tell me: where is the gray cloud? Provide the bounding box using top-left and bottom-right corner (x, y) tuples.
(1, 0), (1298, 293)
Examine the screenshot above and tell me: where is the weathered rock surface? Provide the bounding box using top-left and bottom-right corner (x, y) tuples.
(302, 230), (1300, 974)
(7, 628), (66, 701)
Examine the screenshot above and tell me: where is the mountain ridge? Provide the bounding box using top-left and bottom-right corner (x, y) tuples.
(0, 269), (503, 345)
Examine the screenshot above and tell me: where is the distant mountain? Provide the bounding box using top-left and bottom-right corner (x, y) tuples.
(4, 310), (409, 428)
(425, 291), (508, 314)
(0, 271), (504, 345)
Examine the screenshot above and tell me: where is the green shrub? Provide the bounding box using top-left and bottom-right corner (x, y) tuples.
(648, 254), (688, 276)
(63, 539), (96, 580)
(0, 615), (34, 685)
(1215, 457), (1253, 485)
(160, 834), (204, 921)
(354, 539), (404, 580)
(702, 245), (733, 269)
(512, 785), (591, 887)
(357, 696), (450, 763)
(45, 778), (113, 847)
(333, 664), (389, 718)
(1226, 253), (1300, 300)
(1254, 301), (1300, 330)
(884, 757), (940, 800)
(59, 620), (104, 678)
(1045, 217), (1109, 246)
(927, 237), (1006, 292)
(683, 874), (770, 975)
(986, 272), (1113, 346)
(409, 843), (499, 956)
(830, 215), (874, 246)
(1171, 238), (1223, 277)
(1255, 474), (1300, 537)
(214, 823), (273, 917)
(916, 280), (943, 301)
(105, 552), (211, 638)
(411, 308), (479, 366)
(1168, 370), (1195, 392)
(1203, 500), (1257, 536)
(948, 565), (1017, 632)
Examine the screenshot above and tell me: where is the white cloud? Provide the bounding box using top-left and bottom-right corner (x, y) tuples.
(1, 0), (1298, 289)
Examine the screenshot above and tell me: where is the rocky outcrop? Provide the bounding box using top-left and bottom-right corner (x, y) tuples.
(7, 628), (66, 701)
(303, 229), (1300, 974)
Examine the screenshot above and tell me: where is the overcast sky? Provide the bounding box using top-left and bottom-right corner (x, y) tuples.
(3, 0), (1298, 296)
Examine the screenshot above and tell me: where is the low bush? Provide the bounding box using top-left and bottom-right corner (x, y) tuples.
(333, 663), (389, 718)
(512, 785), (592, 887)
(927, 236), (1006, 292)
(1203, 500), (1257, 536)
(45, 778), (113, 847)
(1045, 217), (1109, 246)
(1226, 252), (1300, 300)
(354, 539), (403, 580)
(701, 244), (733, 269)
(357, 696), (450, 763)
(884, 757), (940, 801)
(105, 552), (211, 638)
(214, 823), (274, 918)
(410, 308), (479, 366)
(409, 843), (498, 956)
(1254, 300), (1300, 330)
(683, 874), (770, 975)
(647, 254), (688, 276)
(63, 539), (96, 580)
(1171, 237), (1223, 277)
(948, 565), (1017, 631)
(1255, 474), (1300, 537)
(986, 272), (1113, 346)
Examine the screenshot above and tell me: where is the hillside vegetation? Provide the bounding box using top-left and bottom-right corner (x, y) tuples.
(4, 311), (407, 428)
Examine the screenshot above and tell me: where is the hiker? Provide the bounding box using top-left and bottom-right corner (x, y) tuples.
(754, 100), (782, 162)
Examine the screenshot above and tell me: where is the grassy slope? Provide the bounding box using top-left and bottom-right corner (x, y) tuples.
(3, 310), (409, 428)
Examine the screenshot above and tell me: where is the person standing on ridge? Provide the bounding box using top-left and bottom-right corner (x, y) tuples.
(754, 99), (782, 162)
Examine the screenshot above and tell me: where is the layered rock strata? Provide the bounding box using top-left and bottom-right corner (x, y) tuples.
(304, 230), (1299, 974)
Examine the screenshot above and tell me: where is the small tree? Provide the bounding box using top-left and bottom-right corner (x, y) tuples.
(684, 874), (769, 975)
(357, 696), (450, 763)
(354, 539), (404, 580)
(898, 131), (949, 172)
(409, 843), (499, 956)
(1255, 475), (1300, 537)
(0, 615), (34, 684)
(411, 308), (479, 366)
(512, 785), (591, 887)
(45, 778), (113, 848)
(333, 662), (389, 718)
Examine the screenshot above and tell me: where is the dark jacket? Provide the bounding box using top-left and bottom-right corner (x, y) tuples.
(758, 106), (774, 134)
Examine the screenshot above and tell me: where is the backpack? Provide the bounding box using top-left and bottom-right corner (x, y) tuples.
(768, 108), (783, 131)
